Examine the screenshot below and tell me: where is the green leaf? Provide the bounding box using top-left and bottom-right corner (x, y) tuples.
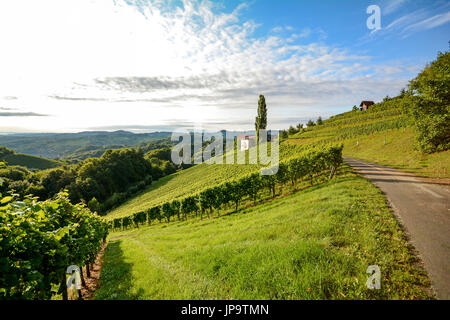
(1, 196), (13, 204)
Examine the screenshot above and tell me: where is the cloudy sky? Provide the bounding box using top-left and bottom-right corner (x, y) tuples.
(0, 0), (449, 132)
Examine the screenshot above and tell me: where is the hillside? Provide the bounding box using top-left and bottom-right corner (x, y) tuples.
(97, 96), (445, 300)
(105, 142), (304, 220)
(0, 146), (60, 170)
(107, 99), (448, 222)
(98, 169), (431, 299)
(0, 131), (171, 159)
(287, 99), (449, 179)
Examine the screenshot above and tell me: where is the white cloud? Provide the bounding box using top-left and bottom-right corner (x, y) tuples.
(366, 2), (450, 40)
(0, 0), (417, 132)
(383, 0), (407, 15)
(403, 11), (450, 33)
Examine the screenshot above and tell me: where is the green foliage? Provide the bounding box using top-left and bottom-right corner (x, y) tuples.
(306, 119), (315, 127)
(0, 192), (108, 299)
(97, 172), (432, 300)
(317, 117), (323, 125)
(0, 131), (172, 159)
(408, 51), (450, 153)
(255, 95), (268, 140)
(288, 126), (298, 135)
(0, 146), (60, 170)
(88, 197), (100, 213)
(108, 144), (344, 230)
(145, 148), (172, 162)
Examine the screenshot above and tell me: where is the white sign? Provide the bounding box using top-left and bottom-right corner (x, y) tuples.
(241, 139), (249, 151)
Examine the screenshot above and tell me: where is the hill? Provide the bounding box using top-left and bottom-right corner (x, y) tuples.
(0, 131), (172, 159)
(98, 168), (431, 299)
(0, 146), (61, 170)
(105, 142), (304, 220)
(97, 96), (445, 300)
(287, 98), (449, 179)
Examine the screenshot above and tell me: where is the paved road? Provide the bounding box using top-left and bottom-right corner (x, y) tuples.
(344, 157), (450, 299)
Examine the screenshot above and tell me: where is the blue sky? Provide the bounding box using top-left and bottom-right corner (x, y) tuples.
(221, 0), (449, 69)
(0, 0), (448, 132)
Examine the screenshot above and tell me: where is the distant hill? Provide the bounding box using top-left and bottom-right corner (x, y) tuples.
(0, 131), (172, 159)
(0, 146), (61, 170)
(61, 145), (127, 162)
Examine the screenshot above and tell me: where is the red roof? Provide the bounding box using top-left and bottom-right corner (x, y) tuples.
(360, 101), (375, 107)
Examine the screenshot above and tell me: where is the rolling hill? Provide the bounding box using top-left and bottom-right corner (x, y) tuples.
(99, 167), (432, 299)
(288, 99), (449, 179)
(0, 146), (61, 170)
(0, 131), (172, 159)
(97, 100), (443, 299)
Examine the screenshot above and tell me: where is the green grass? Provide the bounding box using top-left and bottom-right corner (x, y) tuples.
(0, 149), (61, 170)
(97, 168), (432, 300)
(285, 103), (449, 179)
(342, 128), (449, 179)
(106, 162), (258, 220)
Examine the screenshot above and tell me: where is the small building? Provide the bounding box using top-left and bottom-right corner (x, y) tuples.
(238, 134), (256, 151)
(360, 101), (374, 111)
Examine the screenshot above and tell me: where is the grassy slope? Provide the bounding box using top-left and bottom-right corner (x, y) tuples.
(0, 151), (60, 170)
(342, 128), (449, 179)
(98, 103), (440, 300)
(106, 162), (258, 220)
(287, 105), (449, 179)
(97, 169), (432, 300)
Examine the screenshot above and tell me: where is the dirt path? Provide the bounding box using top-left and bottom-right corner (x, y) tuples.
(80, 242), (107, 300)
(344, 157), (450, 299)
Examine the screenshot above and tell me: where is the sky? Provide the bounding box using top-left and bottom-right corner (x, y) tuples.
(0, 0), (449, 133)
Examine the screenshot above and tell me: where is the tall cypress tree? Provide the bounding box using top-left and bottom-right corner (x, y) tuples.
(255, 95), (267, 140)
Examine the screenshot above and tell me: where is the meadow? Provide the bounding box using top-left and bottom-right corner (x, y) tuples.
(0, 146), (60, 170)
(97, 167), (432, 299)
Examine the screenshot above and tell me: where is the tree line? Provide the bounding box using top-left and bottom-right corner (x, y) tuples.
(0, 147), (179, 215)
(109, 144), (344, 231)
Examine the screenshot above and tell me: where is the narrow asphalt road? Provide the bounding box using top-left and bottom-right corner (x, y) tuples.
(344, 157), (450, 299)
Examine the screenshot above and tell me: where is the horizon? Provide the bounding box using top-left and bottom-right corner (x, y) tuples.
(0, 0), (449, 133)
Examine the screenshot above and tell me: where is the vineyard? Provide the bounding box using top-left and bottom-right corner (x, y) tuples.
(108, 144), (344, 231)
(98, 167), (432, 299)
(290, 99), (409, 144)
(106, 142), (304, 220)
(287, 98), (449, 178)
(0, 192), (108, 299)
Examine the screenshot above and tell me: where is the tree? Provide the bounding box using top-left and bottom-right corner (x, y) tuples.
(229, 180), (245, 212)
(87, 197), (100, 213)
(162, 202), (173, 222)
(255, 95), (267, 141)
(317, 116), (323, 125)
(296, 123), (304, 131)
(399, 88), (407, 98)
(408, 51), (450, 153)
(306, 120), (315, 128)
(288, 125), (298, 135)
(172, 200), (181, 220)
(280, 130), (288, 139)
(352, 105), (358, 112)
(181, 196), (198, 219)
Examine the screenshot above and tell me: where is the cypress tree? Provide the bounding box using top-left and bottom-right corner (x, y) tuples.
(255, 95), (267, 141)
